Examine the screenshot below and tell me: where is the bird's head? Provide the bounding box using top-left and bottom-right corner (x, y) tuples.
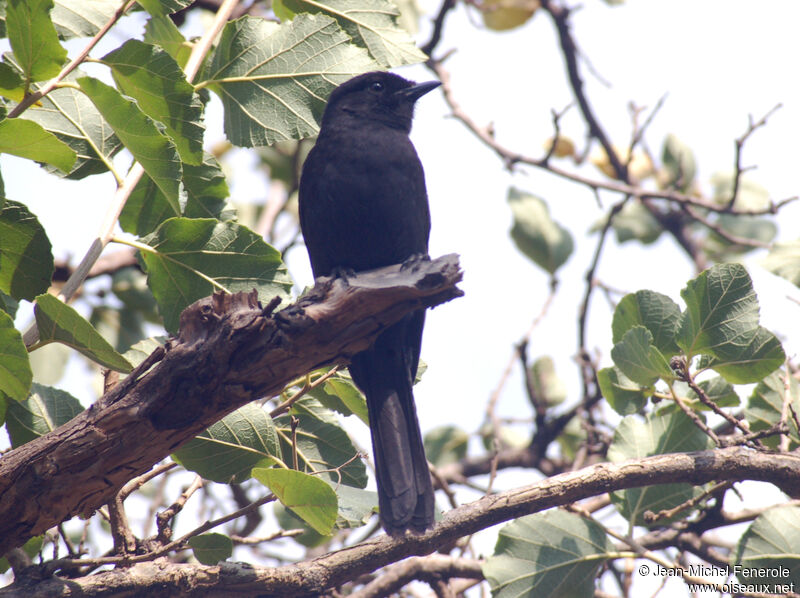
(320, 71), (440, 133)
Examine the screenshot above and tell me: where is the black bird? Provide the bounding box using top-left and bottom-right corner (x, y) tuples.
(298, 71), (439, 534)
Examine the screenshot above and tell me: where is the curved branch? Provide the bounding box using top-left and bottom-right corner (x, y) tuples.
(4, 447), (798, 597)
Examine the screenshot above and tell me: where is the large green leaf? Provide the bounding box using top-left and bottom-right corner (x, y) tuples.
(51, 0), (118, 40)
(677, 263), (784, 383)
(143, 16), (192, 67)
(6, 0), (67, 82)
(661, 133), (696, 192)
(21, 70), (123, 179)
(0, 200), (54, 301)
(508, 187), (573, 275)
(612, 290), (681, 356)
(5, 383), (84, 447)
(187, 533), (232, 565)
(279, 0), (427, 67)
(78, 76), (183, 207)
(0, 118), (76, 172)
(205, 14), (379, 147)
(483, 510), (614, 598)
(103, 40), (204, 164)
(736, 506), (800, 589)
(745, 370), (800, 449)
(0, 61), (25, 102)
(34, 293), (133, 372)
(306, 369), (368, 424)
(608, 410), (713, 526)
(597, 366), (649, 416)
(252, 467), (337, 535)
(172, 403), (281, 484)
(276, 398), (367, 488)
(136, 0), (193, 16)
(120, 152), (233, 236)
(763, 240), (800, 287)
(424, 425), (468, 467)
(608, 200), (662, 245)
(138, 218), (292, 333)
(610, 326), (674, 386)
(0, 309), (31, 401)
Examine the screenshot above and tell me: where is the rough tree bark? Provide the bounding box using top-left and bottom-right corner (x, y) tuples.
(0, 254), (463, 555)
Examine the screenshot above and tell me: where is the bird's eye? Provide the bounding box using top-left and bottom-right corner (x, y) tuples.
(369, 81), (384, 92)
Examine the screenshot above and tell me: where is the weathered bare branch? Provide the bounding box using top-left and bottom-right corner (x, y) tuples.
(0, 255), (463, 555)
(3, 447), (798, 597)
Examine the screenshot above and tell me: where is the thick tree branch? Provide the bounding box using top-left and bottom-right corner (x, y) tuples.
(4, 447), (798, 597)
(0, 255), (463, 555)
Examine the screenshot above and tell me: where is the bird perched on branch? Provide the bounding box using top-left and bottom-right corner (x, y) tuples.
(299, 71), (440, 534)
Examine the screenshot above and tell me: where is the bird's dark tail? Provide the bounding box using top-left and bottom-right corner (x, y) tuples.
(349, 312), (434, 534)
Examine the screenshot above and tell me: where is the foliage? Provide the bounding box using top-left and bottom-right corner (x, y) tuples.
(0, 1), (799, 597)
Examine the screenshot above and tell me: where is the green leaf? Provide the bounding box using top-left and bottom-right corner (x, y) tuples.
(424, 425), (468, 467)
(609, 200), (662, 245)
(172, 403), (281, 483)
(5, 383), (84, 446)
(0, 200), (54, 300)
(306, 370), (368, 424)
(279, 0), (427, 67)
(187, 533), (233, 565)
(103, 40), (204, 165)
(661, 133), (696, 192)
(136, 0), (193, 17)
(78, 76), (183, 206)
(123, 336), (167, 368)
(139, 218), (292, 333)
(0, 308), (31, 401)
(34, 293), (133, 372)
(252, 467), (337, 535)
(276, 398), (367, 488)
(707, 325), (784, 384)
(608, 410), (714, 526)
(206, 14), (380, 147)
(0, 291), (20, 318)
(273, 502), (329, 547)
(6, 0), (67, 82)
(143, 16), (192, 67)
(711, 173), (770, 210)
(762, 240), (800, 287)
(708, 214), (776, 254)
(0, 61), (25, 102)
(51, 0), (119, 40)
(0, 118), (76, 172)
(529, 356), (567, 405)
(508, 187), (573, 274)
(612, 290), (681, 356)
(277, 478), (378, 535)
(21, 69), (123, 179)
(332, 483), (378, 528)
(483, 510), (614, 598)
(120, 152), (233, 236)
(597, 366), (649, 416)
(677, 263), (784, 383)
(736, 505), (800, 589)
(745, 370), (800, 449)
(611, 326), (674, 386)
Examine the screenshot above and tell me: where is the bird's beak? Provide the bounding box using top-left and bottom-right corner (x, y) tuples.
(397, 80), (441, 102)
